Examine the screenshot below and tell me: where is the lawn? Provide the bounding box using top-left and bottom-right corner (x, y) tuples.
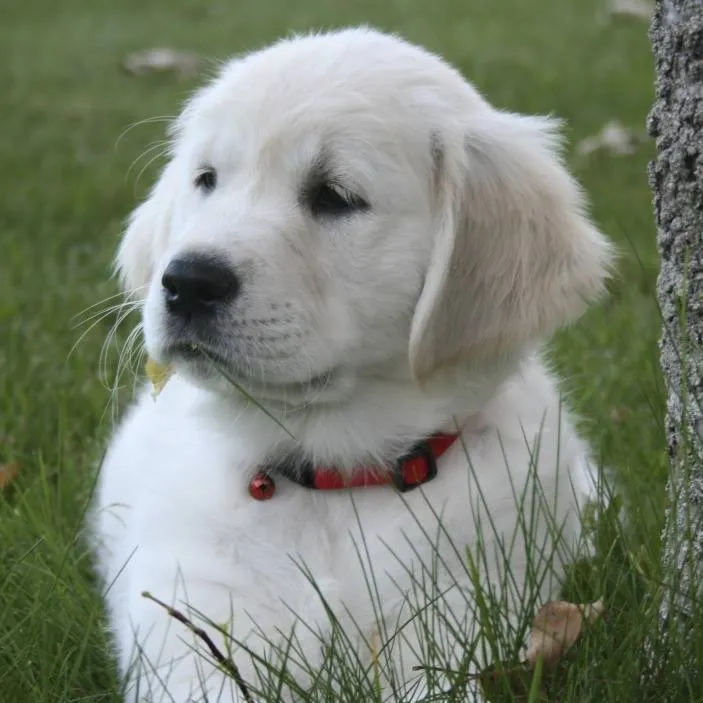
(0, 0), (680, 701)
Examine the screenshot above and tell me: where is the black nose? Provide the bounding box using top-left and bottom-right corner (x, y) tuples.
(161, 254), (239, 315)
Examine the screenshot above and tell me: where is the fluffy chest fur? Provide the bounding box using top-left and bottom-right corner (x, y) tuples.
(93, 358), (591, 702)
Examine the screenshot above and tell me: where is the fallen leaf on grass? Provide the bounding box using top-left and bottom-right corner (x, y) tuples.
(525, 598), (605, 668)
(0, 462), (20, 490)
(610, 406), (631, 424)
(145, 358), (174, 397)
(576, 120), (642, 157)
(122, 48), (202, 77)
(477, 598), (605, 701)
(608, 0), (652, 20)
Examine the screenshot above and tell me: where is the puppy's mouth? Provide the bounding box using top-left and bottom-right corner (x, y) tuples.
(163, 342), (334, 393)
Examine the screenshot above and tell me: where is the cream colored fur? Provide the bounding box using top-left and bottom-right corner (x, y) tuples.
(92, 27), (614, 702)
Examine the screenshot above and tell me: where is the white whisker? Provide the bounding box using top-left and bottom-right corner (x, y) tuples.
(72, 290), (137, 323)
(115, 116), (175, 150)
(134, 148), (170, 189)
(72, 300), (140, 330)
(104, 321), (145, 424)
(98, 300), (143, 390)
(126, 141), (170, 182)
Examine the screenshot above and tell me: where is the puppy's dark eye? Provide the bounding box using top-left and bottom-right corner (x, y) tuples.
(310, 182), (368, 217)
(194, 167), (217, 193)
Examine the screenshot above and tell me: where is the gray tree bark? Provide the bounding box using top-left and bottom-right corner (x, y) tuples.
(649, 0), (703, 633)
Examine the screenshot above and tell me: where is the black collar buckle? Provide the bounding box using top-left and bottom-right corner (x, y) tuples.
(392, 439), (438, 492)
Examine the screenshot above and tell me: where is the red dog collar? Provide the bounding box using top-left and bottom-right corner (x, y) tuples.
(249, 433), (459, 501)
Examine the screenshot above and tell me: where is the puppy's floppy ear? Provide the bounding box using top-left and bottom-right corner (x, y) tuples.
(116, 157), (181, 297)
(409, 111), (614, 382)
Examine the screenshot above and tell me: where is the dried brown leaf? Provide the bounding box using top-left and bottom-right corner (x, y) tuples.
(576, 120), (642, 157)
(122, 48), (202, 77)
(610, 406), (631, 423)
(0, 462), (20, 490)
(525, 598), (604, 668)
(608, 0), (652, 20)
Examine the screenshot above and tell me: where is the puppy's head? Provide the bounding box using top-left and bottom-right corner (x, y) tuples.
(118, 28), (613, 402)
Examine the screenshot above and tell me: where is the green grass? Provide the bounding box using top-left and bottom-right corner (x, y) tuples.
(0, 0), (691, 700)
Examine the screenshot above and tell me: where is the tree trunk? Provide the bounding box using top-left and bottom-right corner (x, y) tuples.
(649, 0), (703, 633)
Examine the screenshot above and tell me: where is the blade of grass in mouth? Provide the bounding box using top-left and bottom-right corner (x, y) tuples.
(198, 346), (296, 440)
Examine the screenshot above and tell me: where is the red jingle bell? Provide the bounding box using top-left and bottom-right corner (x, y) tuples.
(249, 472), (275, 501)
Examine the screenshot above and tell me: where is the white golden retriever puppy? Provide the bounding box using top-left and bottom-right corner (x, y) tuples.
(92, 27), (613, 702)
